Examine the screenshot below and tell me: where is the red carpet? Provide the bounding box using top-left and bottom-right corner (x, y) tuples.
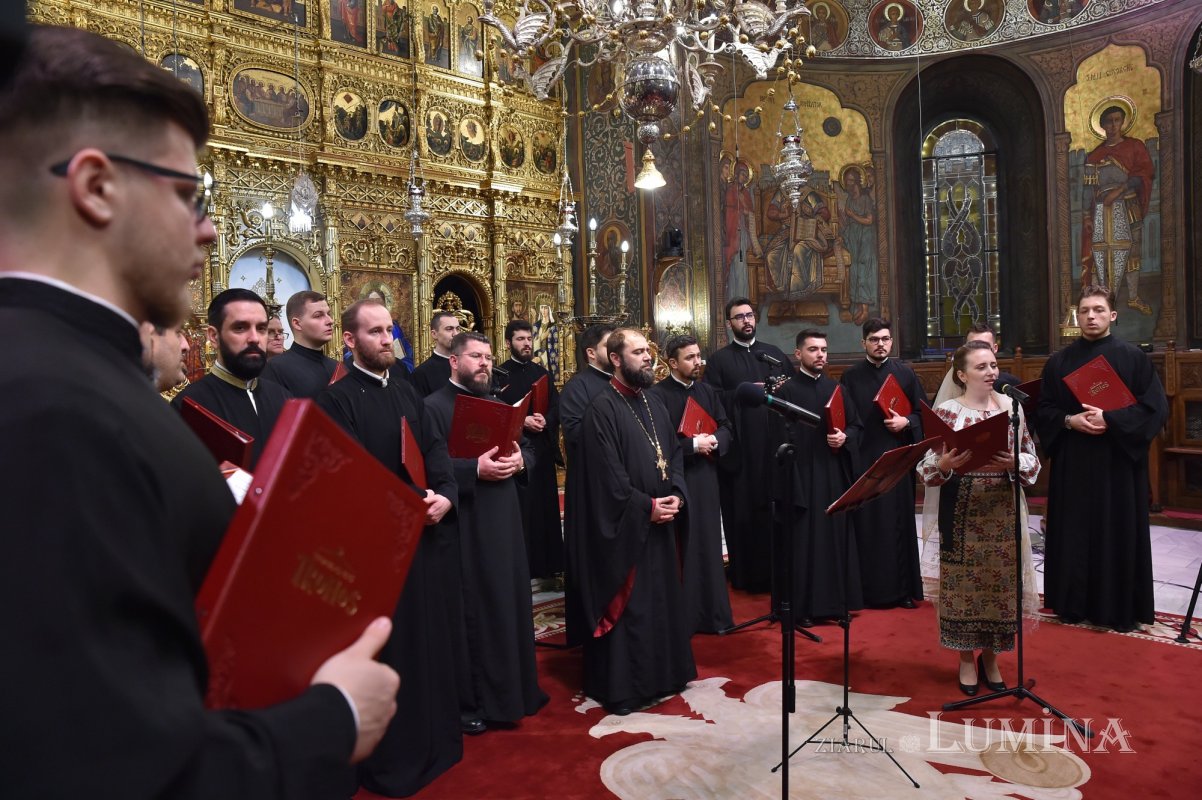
(361, 588), (1202, 799)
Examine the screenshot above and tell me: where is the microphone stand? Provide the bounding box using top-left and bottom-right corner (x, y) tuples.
(941, 400), (1092, 738)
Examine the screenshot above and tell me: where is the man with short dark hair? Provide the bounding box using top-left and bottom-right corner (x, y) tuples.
(649, 333), (734, 633)
(774, 328), (864, 626)
(261, 289), (337, 397)
(0, 26), (397, 797)
(839, 317), (927, 609)
(425, 331), (548, 732)
(933, 323), (1020, 406)
(409, 309), (461, 396)
(316, 298), (462, 796)
(703, 296), (793, 592)
(498, 318), (563, 580)
(576, 329), (695, 714)
(1036, 285), (1167, 631)
(139, 320), (190, 393)
(560, 322), (617, 644)
(265, 315), (286, 358)
(171, 287), (293, 469)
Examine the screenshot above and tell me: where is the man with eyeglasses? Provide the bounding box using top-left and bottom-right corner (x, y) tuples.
(703, 297), (793, 593)
(840, 317), (928, 610)
(0, 27), (398, 798)
(265, 315), (287, 358)
(424, 332), (548, 735)
(261, 290), (338, 397)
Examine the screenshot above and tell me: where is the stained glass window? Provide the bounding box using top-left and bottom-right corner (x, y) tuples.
(921, 120), (1000, 352)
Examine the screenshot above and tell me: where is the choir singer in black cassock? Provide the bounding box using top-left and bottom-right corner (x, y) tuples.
(424, 332), (549, 729)
(773, 329), (865, 626)
(316, 299), (463, 798)
(1036, 285), (1168, 632)
(839, 317), (926, 609)
(559, 323), (617, 645)
(648, 334), (735, 634)
(407, 309), (461, 396)
(260, 290), (338, 398)
(171, 288), (292, 469)
(498, 318), (564, 580)
(703, 297), (793, 592)
(576, 329), (696, 715)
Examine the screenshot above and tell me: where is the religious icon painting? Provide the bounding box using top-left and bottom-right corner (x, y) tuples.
(595, 220), (631, 280)
(1027, 0), (1089, 25)
(333, 90), (369, 141)
(497, 124), (526, 169)
(459, 114), (487, 163)
(331, 0), (368, 47)
(378, 99), (411, 149)
(377, 0), (412, 58)
(426, 109), (454, 157)
(456, 3), (484, 78)
(160, 53), (204, 95)
(531, 131), (556, 175)
(867, 0), (922, 53)
(944, 0), (1004, 44)
(423, 0), (452, 69)
(804, 1), (849, 52)
(234, 0), (307, 27)
(230, 67), (311, 130)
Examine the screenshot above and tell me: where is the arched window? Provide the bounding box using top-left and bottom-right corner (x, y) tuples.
(921, 119), (1001, 350)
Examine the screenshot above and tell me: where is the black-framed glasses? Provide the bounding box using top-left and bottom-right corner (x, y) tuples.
(865, 335), (893, 344)
(729, 312), (756, 322)
(49, 153), (214, 221)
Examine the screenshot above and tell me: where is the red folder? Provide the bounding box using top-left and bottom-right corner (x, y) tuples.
(677, 396), (718, 437)
(530, 374), (550, 417)
(400, 416), (427, 491)
(919, 402), (1011, 473)
(328, 360), (348, 385)
(447, 391), (530, 458)
(196, 399), (427, 710)
(826, 436), (941, 515)
(873, 373), (912, 419)
(825, 385), (846, 436)
(180, 396), (254, 469)
(1063, 355), (1137, 412)
(1015, 378), (1041, 410)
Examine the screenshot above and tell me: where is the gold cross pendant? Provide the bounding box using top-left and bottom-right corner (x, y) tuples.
(656, 450), (668, 481)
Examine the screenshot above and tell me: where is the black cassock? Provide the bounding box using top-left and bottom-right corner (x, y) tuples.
(315, 368), (463, 797)
(775, 372), (866, 620)
(408, 351), (451, 397)
(647, 376), (735, 633)
(576, 381), (696, 707)
(1036, 334), (1168, 629)
(499, 356), (564, 579)
(703, 339), (793, 592)
(261, 342), (338, 399)
(1, 278), (357, 798)
(171, 370), (292, 470)
(424, 384), (548, 723)
(839, 358), (927, 607)
(559, 364), (614, 645)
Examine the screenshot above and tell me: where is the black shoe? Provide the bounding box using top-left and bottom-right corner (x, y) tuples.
(461, 718), (486, 735)
(605, 701), (637, 716)
(899, 598), (917, 609)
(978, 654), (1005, 691)
(958, 662), (979, 697)
(1055, 612), (1084, 624)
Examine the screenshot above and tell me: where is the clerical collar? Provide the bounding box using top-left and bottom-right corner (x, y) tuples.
(610, 376), (640, 397)
(670, 373), (693, 388)
(449, 378), (470, 392)
(866, 355), (889, 368)
(289, 341), (328, 361)
(431, 350), (451, 360)
(352, 361), (388, 387)
(589, 363), (612, 378)
(798, 365), (822, 380)
(733, 338), (757, 349)
(211, 361), (258, 391)
(1, 271), (138, 330)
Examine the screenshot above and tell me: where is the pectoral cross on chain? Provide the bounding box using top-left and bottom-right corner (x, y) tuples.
(655, 445), (668, 481)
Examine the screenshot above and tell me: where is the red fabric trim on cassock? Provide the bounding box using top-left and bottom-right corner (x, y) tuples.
(593, 565), (637, 637)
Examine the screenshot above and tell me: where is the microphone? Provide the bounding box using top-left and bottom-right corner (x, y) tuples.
(756, 351), (782, 367)
(735, 382), (820, 427)
(999, 382), (1030, 403)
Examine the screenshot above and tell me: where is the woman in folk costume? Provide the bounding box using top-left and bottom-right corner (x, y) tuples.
(917, 341), (1041, 695)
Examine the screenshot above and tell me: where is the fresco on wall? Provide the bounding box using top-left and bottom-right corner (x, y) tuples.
(716, 81), (873, 353)
(944, 0), (1004, 44)
(868, 0), (921, 52)
(1065, 44), (1161, 342)
(1028, 0), (1088, 24)
(805, 1), (849, 52)
(377, 0), (412, 58)
(457, 4), (483, 77)
(331, 0), (368, 47)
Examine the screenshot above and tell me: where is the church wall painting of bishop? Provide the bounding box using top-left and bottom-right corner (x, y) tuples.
(716, 80), (878, 355)
(1065, 44), (1162, 344)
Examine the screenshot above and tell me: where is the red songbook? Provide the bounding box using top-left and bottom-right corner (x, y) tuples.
(1063, 355), (1137, 412)
(196, 399), (427, 710)
(400, 416), (427, 491)
(328, 360), (349, 386)
(824, 385), (846, 436)
(447, 391), (530, 458)
(919, 402), (1012, 473)
(180, 396), (254, 469)
(531, 374), (550, 417)
(1014, 378), (1041, 410)
(677, 396), (718, 437)
(873, 373), (912, 419)
(827, 436), (941, 515)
